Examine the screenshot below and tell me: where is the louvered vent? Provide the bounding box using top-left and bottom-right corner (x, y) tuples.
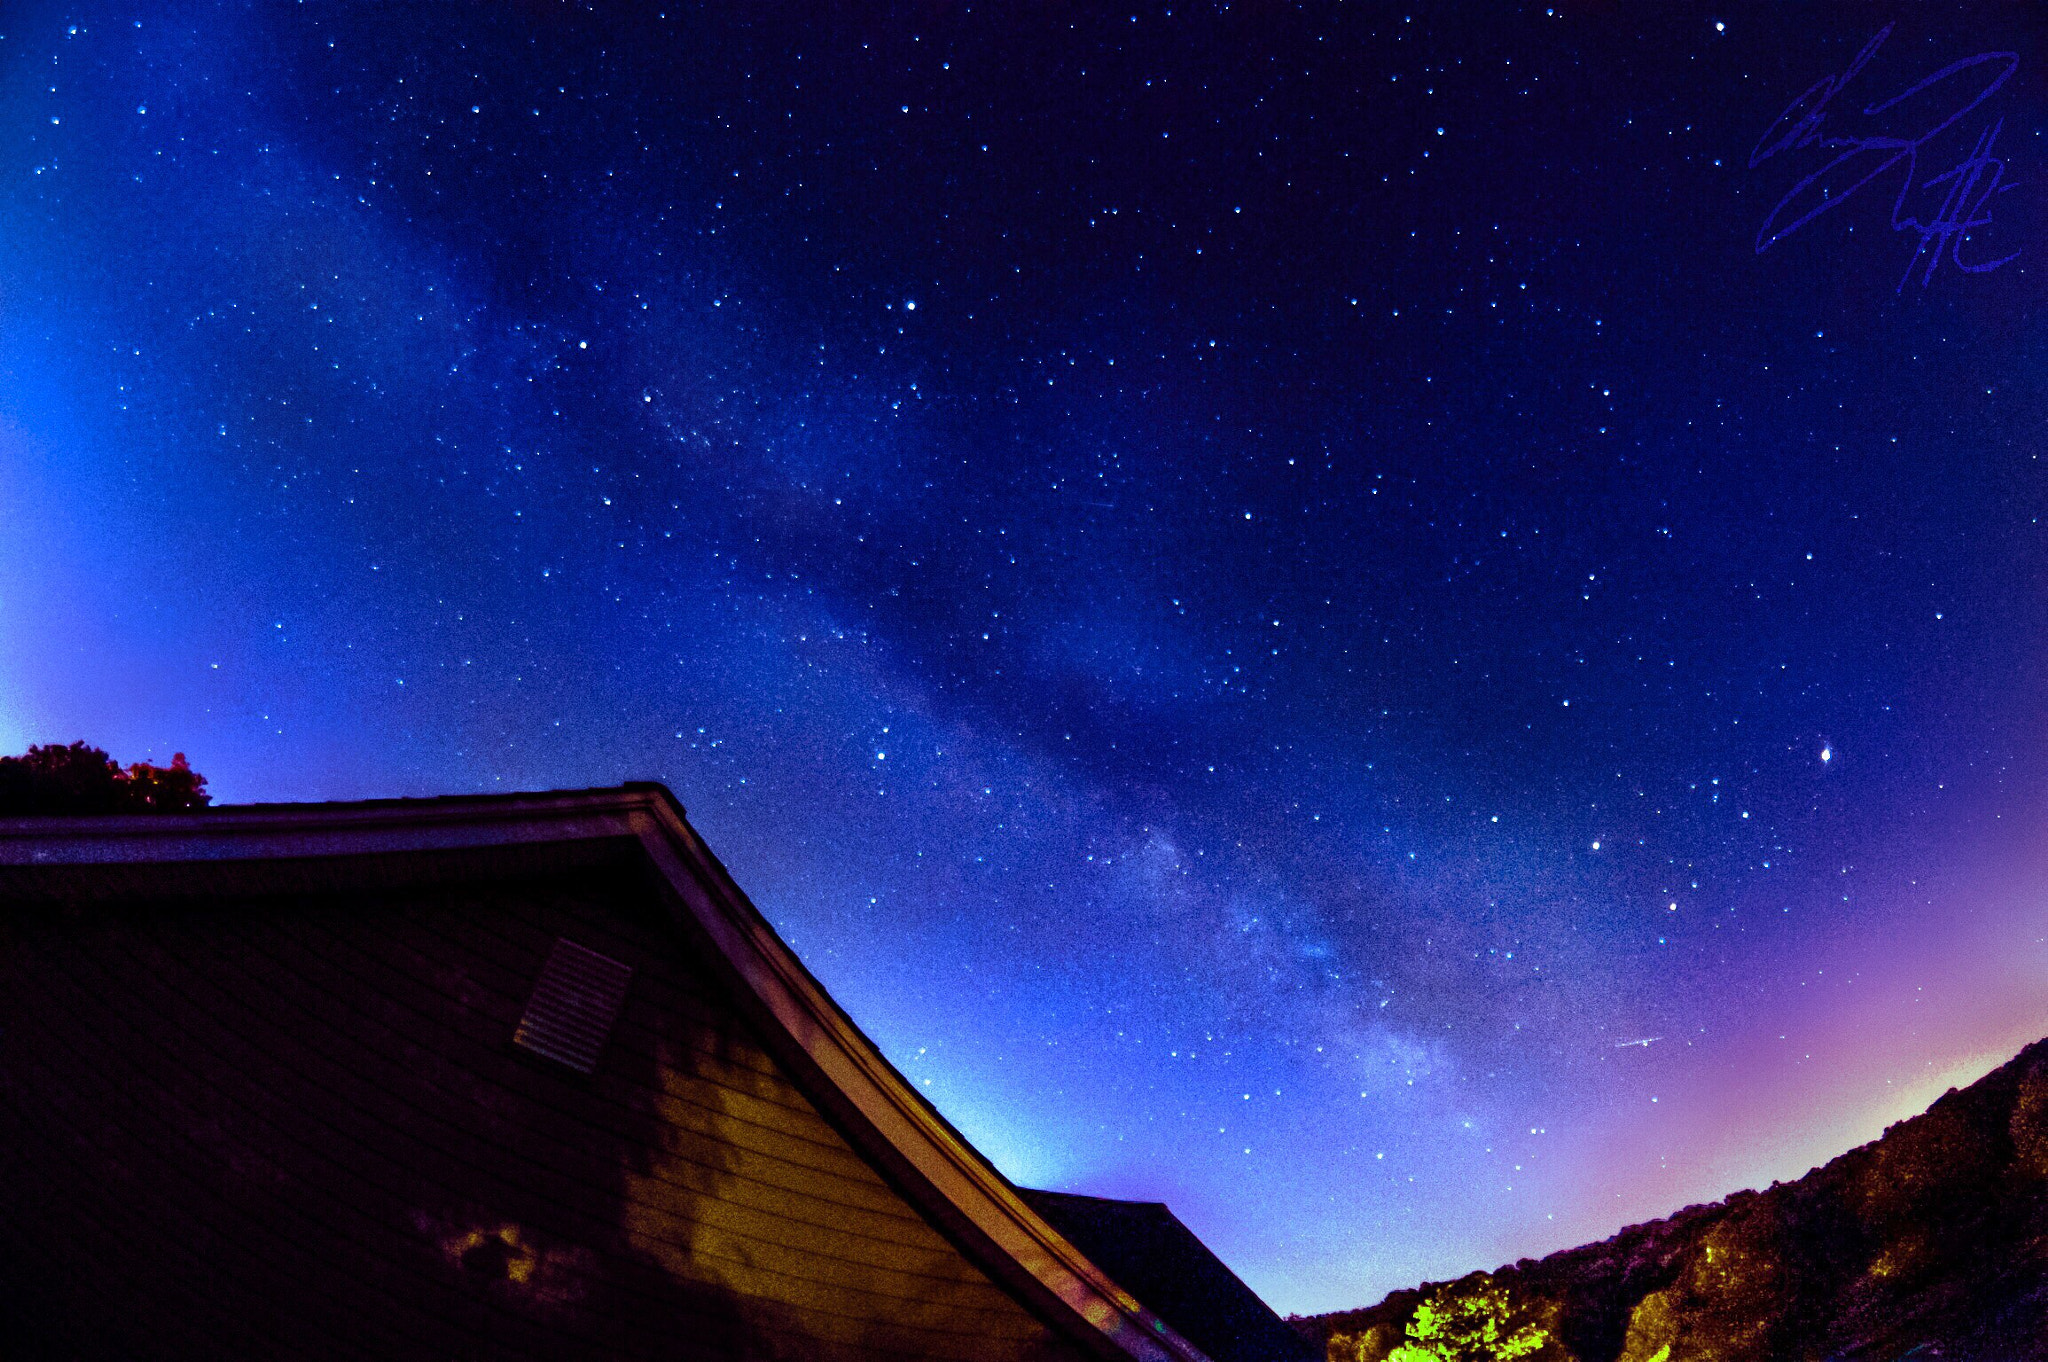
(513, 938), (633, 1073)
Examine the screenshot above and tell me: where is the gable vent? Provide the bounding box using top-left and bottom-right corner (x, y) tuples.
(513, 938), (633, 1074)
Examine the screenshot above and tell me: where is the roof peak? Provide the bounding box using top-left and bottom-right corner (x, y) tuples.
(0, 779), (1212, 1362)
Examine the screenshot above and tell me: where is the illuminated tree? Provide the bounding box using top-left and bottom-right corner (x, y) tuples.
(0, 742), (211, 815)
(118, 750), (211, 812)
(1388, 1282), (1549, 1362)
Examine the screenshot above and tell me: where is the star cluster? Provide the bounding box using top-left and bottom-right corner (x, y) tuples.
(0, 0), (2043, 1312)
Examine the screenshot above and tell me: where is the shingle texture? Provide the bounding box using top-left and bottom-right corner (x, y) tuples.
(1020, 1190), (1317, 1362)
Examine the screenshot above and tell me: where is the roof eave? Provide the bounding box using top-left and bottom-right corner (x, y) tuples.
(0, 785), (1213, 1362)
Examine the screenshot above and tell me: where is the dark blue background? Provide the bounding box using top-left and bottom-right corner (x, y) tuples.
(1, 0), (2042, 1310)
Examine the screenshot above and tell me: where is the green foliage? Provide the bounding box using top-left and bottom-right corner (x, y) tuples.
(0, 742), (211, 815)
(1387, 1282), (1549, 1362)
(1314, 1040), (2048, 1362)
(1327, 1322), (1404, 1362)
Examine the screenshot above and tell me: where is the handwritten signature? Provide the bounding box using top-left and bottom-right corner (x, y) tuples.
(1821, 1343), (1941, 1362)
(1751, 24), (2020, 290)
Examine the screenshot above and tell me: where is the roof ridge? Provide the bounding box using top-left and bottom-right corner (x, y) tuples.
(0, 781), (1214, 1362)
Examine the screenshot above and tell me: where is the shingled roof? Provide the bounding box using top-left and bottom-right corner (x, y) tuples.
(1020, 1191), (1318, 1362)
(0, 785), (1216, 1361)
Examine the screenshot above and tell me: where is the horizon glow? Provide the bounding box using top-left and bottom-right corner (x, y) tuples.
(1, 0), (2044, 1314)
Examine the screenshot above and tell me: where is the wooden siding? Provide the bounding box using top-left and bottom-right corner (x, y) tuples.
(0, 866), (1087, 1361)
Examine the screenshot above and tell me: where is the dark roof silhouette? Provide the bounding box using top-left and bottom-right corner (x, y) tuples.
(1019, 1190), (1317, 1362)
(0, 785), (1218, 1361)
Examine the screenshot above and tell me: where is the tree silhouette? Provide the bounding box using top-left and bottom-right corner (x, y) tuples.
(0, 743), (211, 815)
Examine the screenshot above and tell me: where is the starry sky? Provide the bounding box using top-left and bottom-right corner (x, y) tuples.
(3, 0), (2046, 1315)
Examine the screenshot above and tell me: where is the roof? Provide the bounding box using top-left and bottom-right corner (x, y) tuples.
(0, 784), (1214, 1362)
(1019, 1191), (1318, 1362)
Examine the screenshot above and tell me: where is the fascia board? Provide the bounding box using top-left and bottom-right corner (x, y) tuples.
(0, 787), (1214, 1362)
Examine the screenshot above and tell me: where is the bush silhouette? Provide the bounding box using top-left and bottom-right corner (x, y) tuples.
(0, 742), (211, 815)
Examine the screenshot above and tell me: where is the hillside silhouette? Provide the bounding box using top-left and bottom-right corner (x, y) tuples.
(1303, 1037), (2048, 1362)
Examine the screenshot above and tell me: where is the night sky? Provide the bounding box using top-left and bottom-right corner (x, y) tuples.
(3, 0), (2046, 1315)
